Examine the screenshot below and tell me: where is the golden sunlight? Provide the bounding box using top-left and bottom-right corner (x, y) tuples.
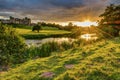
(74, 20), (98, 27)
(81, 33), (98, 41)
(58, 20), (98, 27)
(81, 34), (91, 40)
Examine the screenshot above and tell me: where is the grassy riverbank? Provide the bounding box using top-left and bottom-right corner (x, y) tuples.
(15, 28), (71, 39)
(1, 38), (120, 80)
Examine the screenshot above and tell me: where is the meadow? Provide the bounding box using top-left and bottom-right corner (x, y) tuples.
(0, 37), (120, 80)
(15, 27), (71, 39)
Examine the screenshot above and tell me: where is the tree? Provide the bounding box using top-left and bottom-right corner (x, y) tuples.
(68, 22), (73, 27)
(32, 25), (41, 32)
(64, 22), (75, 31)
(99, 4), (120, 37)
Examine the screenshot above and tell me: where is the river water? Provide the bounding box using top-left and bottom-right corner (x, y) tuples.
(25, 37), (75, 47)
(25, 34), (98, 47)
(80, 33), (98, 41)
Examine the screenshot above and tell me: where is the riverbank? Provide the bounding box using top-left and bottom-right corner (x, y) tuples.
(16, 28), (71, 39)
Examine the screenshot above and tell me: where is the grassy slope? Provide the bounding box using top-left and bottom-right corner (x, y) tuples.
(15, 28), (71, 39)
(0, 38), (120, 80)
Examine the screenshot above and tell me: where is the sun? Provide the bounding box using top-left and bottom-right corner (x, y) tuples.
(73, 20), (98, 27)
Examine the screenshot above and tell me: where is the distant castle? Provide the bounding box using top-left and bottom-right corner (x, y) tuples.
(0, 16), (31, 25)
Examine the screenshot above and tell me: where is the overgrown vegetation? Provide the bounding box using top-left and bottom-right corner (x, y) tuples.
(0, 24), (26, 68)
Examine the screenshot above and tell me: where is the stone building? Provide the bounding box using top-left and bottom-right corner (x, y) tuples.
(0, 16), (31, 25)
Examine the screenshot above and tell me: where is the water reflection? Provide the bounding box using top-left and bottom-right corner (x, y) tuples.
(25, 38), (75, 47)
(81, 33), (98, 41)
(25, 34), (98, 47)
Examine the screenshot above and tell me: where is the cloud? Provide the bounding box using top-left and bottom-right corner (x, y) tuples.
(0, 0), (120, 22)
(49, 0), (85, 8)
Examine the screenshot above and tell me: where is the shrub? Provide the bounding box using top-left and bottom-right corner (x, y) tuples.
(0, 24), (26, 66)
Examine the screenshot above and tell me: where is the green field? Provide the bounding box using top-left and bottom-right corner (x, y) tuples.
(1, 38), (120, 80)
(15, 28), (71, 39)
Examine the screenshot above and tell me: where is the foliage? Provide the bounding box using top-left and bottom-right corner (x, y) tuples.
(0, 24), (26, 67)
(99, 4), (120, 37)
(99, 4), (120, 23)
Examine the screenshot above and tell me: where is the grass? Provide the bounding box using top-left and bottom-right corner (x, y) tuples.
(25, 41), (74, 59)
(41, 26), (59, 30)
(15, 28), (71, 39)
(0, 38), (120, 80)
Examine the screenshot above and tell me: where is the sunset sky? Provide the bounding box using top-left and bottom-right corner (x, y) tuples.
(0, 0), (120, 24)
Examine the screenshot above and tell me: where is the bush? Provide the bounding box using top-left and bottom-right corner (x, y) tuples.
(0, 24), (26, 66)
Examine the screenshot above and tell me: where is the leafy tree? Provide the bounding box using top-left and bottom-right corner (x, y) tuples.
(32, 25), (41, 32)
(99, 4), (120, 37)
(99, 4), (120, 24)
(0, 24), (26, 67)
(64, 22), (75, 31)
(68, 22), (73, 27)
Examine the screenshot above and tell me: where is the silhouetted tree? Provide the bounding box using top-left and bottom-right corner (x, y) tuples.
(99, 4), (120, 37)
(64, 22), (75, 31)
(32, 25), (41, 32)
(68, 22), (73, 26)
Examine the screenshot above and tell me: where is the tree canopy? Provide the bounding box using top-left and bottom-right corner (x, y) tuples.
(99, 4), (120, 24)
(99, 4), (120, 37)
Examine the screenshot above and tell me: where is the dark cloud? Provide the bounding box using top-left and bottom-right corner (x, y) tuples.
(49, 0), (85, 8)
(0, 0), (120, 22)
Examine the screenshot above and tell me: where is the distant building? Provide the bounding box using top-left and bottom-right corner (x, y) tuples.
(0, 16), (31, 25)
(0, 19), (10, 24)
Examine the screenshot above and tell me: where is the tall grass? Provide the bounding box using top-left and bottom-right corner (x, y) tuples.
(25, 37), (99, 59)
(25, 41), (75, 59)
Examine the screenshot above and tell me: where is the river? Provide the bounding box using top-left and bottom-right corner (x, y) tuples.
(25, 37), (75, 47)
(25, 33), (98, 47)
